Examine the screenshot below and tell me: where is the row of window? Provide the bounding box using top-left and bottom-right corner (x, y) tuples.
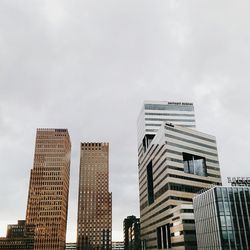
(145, 112), (195, 117)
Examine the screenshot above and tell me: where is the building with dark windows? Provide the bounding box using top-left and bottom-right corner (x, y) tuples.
(26, 128), (71, 250)
(193, 186), (250, 250)
(123, 216), (140, 250)
(77, 143), (112, 250)
(130, 220), (141, 250)
(137, 101), (222, 250)
(0, 220), (35, 249)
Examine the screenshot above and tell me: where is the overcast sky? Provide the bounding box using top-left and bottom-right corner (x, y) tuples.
(0, 0), (250, 242)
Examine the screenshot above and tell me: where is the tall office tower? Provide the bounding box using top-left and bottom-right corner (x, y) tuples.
(193, 186), (250, 250)
(26, 128), (71, 250)
(77, 143), (112, 250)
(137, 102), (222, 250)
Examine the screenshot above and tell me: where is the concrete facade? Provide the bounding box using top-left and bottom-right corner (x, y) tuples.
(138, 123), (221, 249)
(137, 101), (222, 250)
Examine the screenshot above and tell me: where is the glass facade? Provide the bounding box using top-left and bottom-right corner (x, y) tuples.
(216, 187), (250, 249)
(144, 103), (194, 112)
(183, 153), (207, 177)
(193, 187), (250, 250)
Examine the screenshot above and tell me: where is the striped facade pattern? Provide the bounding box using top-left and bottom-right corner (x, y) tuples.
(137, 101), (196, 149)
(138, 123), (221, 250)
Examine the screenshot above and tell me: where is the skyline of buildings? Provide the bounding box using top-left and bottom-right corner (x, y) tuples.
(1, 0), (249, 247)
(0, 100), (249, 250)
(77, 143), (112, 250)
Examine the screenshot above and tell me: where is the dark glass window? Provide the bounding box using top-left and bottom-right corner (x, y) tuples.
(224, 202), (230, 215)
(223, 189), (229, 201)
(156, 224), (171, 249)
(225, 216), (232, 227)
(147, 161), (154, 205)
(183, 153), (207, 176)
(143, 134), (155, 152)
(216, 188), (223, 201)
(166, 224), (171, 247)
(144, 103), (194, 112)
(221, 230), (229, 246)
(218, 201), (224, 214)
(157, 227), (161, 249)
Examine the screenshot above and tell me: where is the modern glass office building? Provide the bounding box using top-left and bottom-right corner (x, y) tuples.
(193, 186), (250, 250)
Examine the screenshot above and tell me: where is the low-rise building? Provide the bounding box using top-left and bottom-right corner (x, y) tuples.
(0, 220), (35, 249)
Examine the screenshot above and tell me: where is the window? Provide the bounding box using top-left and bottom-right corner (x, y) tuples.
(157, 224), (171, 249)
(147, 161), (154, 205)
(143, 134), (155, 152)
(183, 153), (207, 176)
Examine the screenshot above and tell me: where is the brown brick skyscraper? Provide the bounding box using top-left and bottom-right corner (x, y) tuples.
(77, 143), (112, 250)
(26, 128), (71, 250)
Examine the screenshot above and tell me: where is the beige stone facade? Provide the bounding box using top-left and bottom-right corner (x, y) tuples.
(138, 123), (222, 250)
(26, 128), (71, 250)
